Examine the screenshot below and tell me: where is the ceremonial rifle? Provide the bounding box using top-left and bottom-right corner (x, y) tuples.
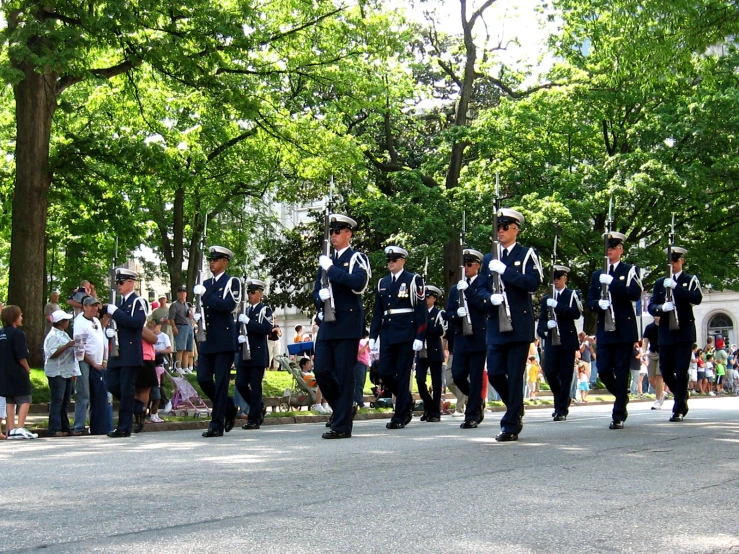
(548, 235), (562, 346)
(196, 214), (208, 342)
(239, 275), (252, 361)
(602, 198), (616, 332)
(420, 256), (429, 358)
(666, 213), (680, 331)
(459, 213), (473, 336)
(492, 174), (513, 332)
(108, 237), (120, 357)
(321, 178), (336, 322)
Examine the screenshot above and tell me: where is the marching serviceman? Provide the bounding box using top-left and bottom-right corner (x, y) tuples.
(313, 214), (371, 439)
(193, 246), (241, 437)
(587, 232), (643, 430)
(648, 247), (702, 422)
(415, 286), (447, 423)
(370, 246), (426, 429)
(536, 265), (582, 421)
(447, 249), (489, 429)
(105, 268), (146, 438)
(477, 209), (542, 441)
(236, 279), (274, 430)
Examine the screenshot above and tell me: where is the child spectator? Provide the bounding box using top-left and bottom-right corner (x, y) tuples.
(696, 348), (706, 394)
(705, 354), (715, 396)
(149, 318), (173, 423)
(526, 356), (541, 400)
(715, 358), (726, 395)
(577, 364), (590, 402)
(688, 344), (698, 394)
(0, 305), (36, 439)
(43, 310), (80, 437)
(355, 330), (370, 408)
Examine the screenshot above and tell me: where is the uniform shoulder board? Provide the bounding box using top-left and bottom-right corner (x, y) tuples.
(349, 251), (371, 295)
(626, 265), (643, 290)
(523, 248), (544, 281)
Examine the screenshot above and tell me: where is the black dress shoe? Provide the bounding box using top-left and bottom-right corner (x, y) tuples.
(225, 404), (237, 433)
(242, 422), (260, 430)
(133, 412), (144, 434)
(420, 412), (427, 422)
(107, 428), (131, 438)
(386, 421), (405, 429)
(495, 431), (518, 442)
(669, 414), (684, 422)
(426, 416), (441, 423)
(552, 411), (557, 418)
(325, 414), (334, 428)
(259, 406), (267, 425)
(202, 428), (224, 437)
(460, 420), (478, 429)
(352, 404), (359, 418)
(322, 430), (351, 439)
(553, 414), (567, 422)
(609, 420), (624, 430)
(403, 410), (413, 426)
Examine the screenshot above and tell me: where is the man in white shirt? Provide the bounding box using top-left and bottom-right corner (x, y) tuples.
(73, 296), (109, 435)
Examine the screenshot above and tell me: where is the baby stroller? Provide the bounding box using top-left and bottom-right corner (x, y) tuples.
(275, 354), (317, 409)
(163, 362), (211, 418)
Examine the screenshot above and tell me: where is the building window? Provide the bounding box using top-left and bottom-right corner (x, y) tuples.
(707, 312), (734, 346)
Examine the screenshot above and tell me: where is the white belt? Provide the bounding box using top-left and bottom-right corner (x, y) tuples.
(384, 308), (413, 315)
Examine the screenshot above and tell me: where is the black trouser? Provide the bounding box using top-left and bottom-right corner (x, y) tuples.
(452, 349), (487, 422)
(314, 338), (357, 434)
(236, 363), (266, 425)
(416, 358), (443, 418)
(88, 367), (110, 435)
(198, 351), (236, 432)
(487, 342), (530, 434)
(659, 343), (692, 417)
(596, 343), (632, 423)
(106, 365), (140, 433)
(378, 341), (415, 424)
(544, 347), (577, 417)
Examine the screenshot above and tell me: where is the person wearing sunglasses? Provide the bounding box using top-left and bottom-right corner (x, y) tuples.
(236, 279), (273, 430)
(191, 246), (242, 438)
(415, 285), (447, 423)
(648, 247), (702, 423)
(536, 265), (582, 422)
(586, 232), (643, 430)
(448, 249), (489, 428)
(314, 214), (371, 439)
(104, 268), (147, 438)
(477, 209), (543, 442)
(369, 246), (427, 430)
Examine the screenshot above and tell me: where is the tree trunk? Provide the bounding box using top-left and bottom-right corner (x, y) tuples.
(443, 241), (463, 299)
(9, 64), (58, 366)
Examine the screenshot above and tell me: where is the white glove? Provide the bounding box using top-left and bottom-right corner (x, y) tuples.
(412, 339), (423, 352)
(547, 298), (558, 308)
(456, 279), (468, 291)
(238, 335), (247, 344)
(456, 306), (468, 317)
(664, 277), (677, 289)
(105, 328), (116, 339)
(547, 319), (557, 329)
(369, 338), (379, 352)
(106, 304), (118, 315)
(318, 288), (331, 301)
(193, 284), (206, 296)
(319, 255), (333, 271)
(238, 314), (250, 324)
(599, 274), (613, 285)
(317, 312), (324, 321)
(489, 259), (507, 274)
(662, 301), (675, 312)
(491, 294), (504, 306)
(598, 299), (611, 310)
(193, 313), (201, 322)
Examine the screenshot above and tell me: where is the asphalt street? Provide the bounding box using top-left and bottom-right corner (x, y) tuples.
(1, 396), (738, 554)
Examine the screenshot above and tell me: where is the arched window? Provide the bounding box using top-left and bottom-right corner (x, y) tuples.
(707, 312), (734, 347)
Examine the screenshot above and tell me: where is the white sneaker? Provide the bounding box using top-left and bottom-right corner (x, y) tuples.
(710, 391), (716, 396)
(451, 412), (464, 417)
(651, 400), (662, 410)
(149, 414), (164, 423)
(11, 427), (37, 439)
(311, 404), (327, 414)
(321, 404), (333, 414)
(161, 401), (172, 414)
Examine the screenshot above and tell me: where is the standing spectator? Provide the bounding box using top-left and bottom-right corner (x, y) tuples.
(134, 320), (159, 432)
(293, 325), (304, 343)
(268, 315), (283, 369)
(149, 317), (172, 423)
(43, 310), (79, 437)
(577, 364), (590, 402)
(696, 348), (707, 394)
(67, 280), (97, 315)
(0, 305), (36, 439)
(169, 285), (194, 374)
(525, 356), (541, 400)
(704, 354), (716, 396)
(72, 296), (108, 435)
(589, 336), (599, 388)
(43, 290), (61, 338)
(151, 294), (174, 361)
(688, 344), (699, 394)
(629, 341), (644, 397)
(355, 330), (371, 408)
(642, 317), (668, 409)
(578, 332), (593, 384)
